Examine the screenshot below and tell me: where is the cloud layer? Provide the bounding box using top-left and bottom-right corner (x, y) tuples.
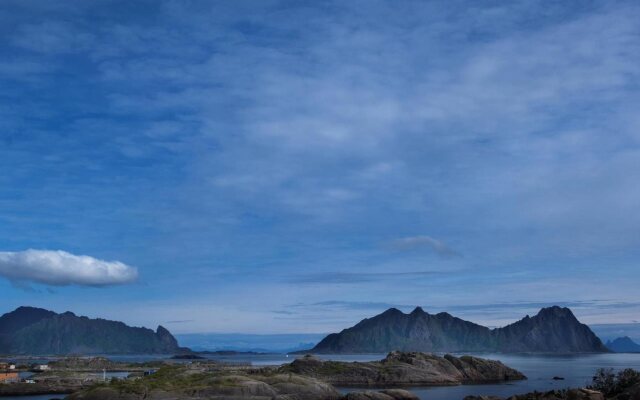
(0, 1), (639, 331)
(0, 249), (138, 287)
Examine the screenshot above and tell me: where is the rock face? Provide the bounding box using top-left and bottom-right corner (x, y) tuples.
(0, 306), (183, 354)
(606, 337), (640, 353)
(312, 306), (608, 354)
(280, 352), (526, 386)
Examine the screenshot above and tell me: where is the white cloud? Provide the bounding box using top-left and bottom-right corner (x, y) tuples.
(0, 249), (138, 287)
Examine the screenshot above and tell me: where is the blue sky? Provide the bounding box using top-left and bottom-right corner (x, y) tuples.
(1, 0), (640, 335)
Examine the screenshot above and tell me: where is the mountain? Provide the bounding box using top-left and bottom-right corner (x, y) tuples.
(0, 306), (56, 351)
(311, 306), (609, 353)
(0, 306), (184, 355)
(606, 336), (640, 353)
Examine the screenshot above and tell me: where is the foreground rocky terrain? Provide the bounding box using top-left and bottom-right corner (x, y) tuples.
(64, 364), (419, 400)
(52, 352), (524, 399)
(281, 352), (526, 386)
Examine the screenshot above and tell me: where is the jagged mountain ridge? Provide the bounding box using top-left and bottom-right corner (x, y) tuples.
(312, 306), (609, 353)
(0, 306), (183, 355)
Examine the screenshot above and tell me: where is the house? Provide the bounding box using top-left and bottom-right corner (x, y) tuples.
(0, 372), (20, 383)
(31, 364), (50, 372)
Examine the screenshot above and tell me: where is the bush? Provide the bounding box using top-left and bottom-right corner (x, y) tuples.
(591, 368), (640, 395)
(616, 368), (640, 390)
(591, 368), (616, 394)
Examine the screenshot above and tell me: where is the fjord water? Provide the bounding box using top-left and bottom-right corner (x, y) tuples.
(5, 353), (640, 400)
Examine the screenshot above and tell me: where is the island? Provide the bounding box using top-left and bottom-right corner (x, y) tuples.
(280, 352), (526, 386)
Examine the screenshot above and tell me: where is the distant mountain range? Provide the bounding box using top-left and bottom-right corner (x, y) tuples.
(606, 336), (640, 353)
(0, 306), (184, 355)
(311, 306), (609, 353)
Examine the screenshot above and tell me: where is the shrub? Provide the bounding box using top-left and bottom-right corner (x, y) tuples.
(591, 368), (640, 395)
(591, 368), (616, 394)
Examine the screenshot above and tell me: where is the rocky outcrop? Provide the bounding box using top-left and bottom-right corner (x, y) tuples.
(280, 352), (526, 386)
(0, 306), (184, 354)
(311, 306), (608, 354)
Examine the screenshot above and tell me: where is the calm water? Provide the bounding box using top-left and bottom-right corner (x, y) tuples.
(4, 353), (640, 400)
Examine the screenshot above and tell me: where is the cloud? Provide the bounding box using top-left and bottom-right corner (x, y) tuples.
(289, 300), (618, 314)
(0, 249), (138, 287)
(301, 300), (414, 311)
(289, 270), (442, 284)
(389, 236), (459, 257)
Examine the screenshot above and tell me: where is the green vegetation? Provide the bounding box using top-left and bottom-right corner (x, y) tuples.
(85, 365), (218, 395)
(82, 364), (322, 397)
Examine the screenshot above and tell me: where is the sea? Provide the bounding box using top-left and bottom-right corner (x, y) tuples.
(3, 352), (640, 400)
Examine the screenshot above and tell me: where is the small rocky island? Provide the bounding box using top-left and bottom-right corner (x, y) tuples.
(281, 352), (526, 386)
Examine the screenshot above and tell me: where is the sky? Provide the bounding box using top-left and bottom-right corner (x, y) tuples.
(1, 0), (640, 336)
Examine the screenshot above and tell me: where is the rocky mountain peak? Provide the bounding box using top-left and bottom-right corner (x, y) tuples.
(536, 306), (575, 319)
(382, 307), (404, 316)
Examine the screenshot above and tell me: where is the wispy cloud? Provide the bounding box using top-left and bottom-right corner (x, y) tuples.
(388, 236), (459, 257)
(288, 270), (443, 284)
(297, 300), (414, 311)
(0, 249), (138, 287)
